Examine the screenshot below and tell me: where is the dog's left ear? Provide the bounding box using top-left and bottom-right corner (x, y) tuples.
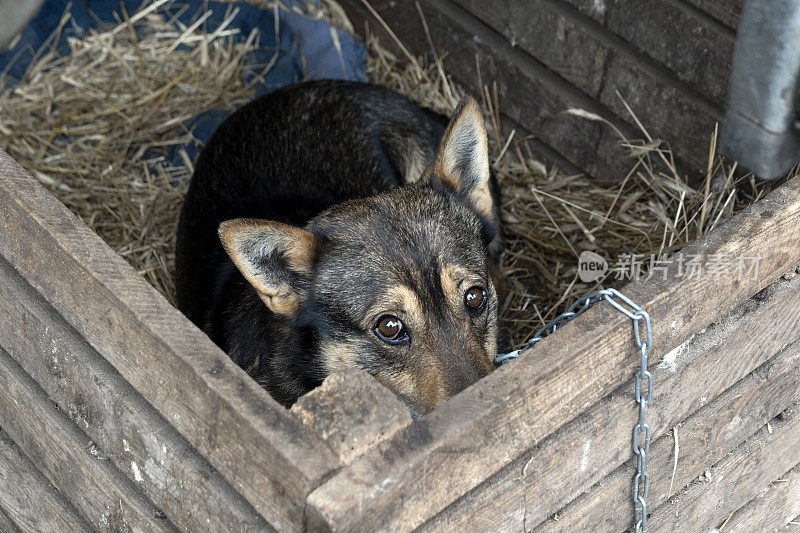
(218, 218), (320, 316)
(432, 96), (497, 228)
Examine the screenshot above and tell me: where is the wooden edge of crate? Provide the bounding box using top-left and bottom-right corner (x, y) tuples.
(0, 428), (90, 533)
(724, 461), (800, 532)
(0, 346), (172, 531)
(650, 400), (800, 532)
(537, 316), (800, 530)
(0, 149), (340, 529)
(306, 177), (800, 530)
(289, 368), (413, 466)
(420, 270), (800, 531)
(0, 256), (269, 531)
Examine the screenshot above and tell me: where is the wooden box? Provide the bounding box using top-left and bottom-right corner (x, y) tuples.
(2, 130), (800, 532)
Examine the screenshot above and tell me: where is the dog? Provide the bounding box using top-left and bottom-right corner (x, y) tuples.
(175, 80), (503, 416)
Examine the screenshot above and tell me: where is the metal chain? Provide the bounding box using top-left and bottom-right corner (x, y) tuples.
(495, 288), (653, 532)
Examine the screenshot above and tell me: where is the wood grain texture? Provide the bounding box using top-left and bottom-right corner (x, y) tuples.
(557, 0), (736, 103)
(0, 257), (269, 532)
(307, 176), (800, 531)
(0, 347), (172, 531)
(537, 328), (800, 531)
(452, 0), (726, 175)
(682, 0), (743, 29)
(649, 401), (800, 532)
(290, 369), (412, 465)
(453, 0), (609, 97)
(0, 507), (20, 533)
(422, 271), (800, 531)
(0, 149), (339, 530)
(340, 0), (639, 180)
(0, 428), (90, 533)
(723, 462), (800, 533)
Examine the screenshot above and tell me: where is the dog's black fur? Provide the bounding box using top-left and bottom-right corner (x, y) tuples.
(176, 80), (503, 415)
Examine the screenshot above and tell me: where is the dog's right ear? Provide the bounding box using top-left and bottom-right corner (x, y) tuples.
(432, 96), (498, 230)
(218, 219), (320, 316)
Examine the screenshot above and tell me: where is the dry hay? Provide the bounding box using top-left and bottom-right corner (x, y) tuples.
(0, 0), (267, 298)
(0, 0), (790, 348)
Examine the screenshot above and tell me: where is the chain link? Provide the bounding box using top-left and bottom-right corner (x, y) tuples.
(495, 288), (653, 532)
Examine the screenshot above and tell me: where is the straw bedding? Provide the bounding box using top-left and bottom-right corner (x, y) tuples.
(0, 0), (789, 347)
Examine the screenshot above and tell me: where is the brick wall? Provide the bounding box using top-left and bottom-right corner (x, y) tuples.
(342, 0), (743, 182)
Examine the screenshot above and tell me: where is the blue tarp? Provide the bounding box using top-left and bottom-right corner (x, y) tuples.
(0, 0), (366, 163)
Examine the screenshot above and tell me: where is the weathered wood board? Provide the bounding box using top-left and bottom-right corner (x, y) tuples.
(342, 0), (638, 179)
(0, 347), (172, 531)
(650, 400), (800, 532)
(0, 256), (268, 531)
(538, 326), (800, 530)
(724, 462), (800, 533)
(308, 176), (800, 530)
(558, 0), (736, 104)
(451, 0), (724, 174)
(423, 270), (800, 531)
(0, 428), (90, 533)
(0, 0), (798, 521)
(0, 149), (339, 530)
(290, 369), (412, 465)
(684, 0), (743, 29)
(343, 0), (741, 181)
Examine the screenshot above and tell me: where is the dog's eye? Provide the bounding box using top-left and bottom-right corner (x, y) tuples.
(375, 315), (407, 343)
(465, 286), (487, 312)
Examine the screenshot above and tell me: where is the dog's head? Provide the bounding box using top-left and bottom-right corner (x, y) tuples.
(219, 96), (499, 416)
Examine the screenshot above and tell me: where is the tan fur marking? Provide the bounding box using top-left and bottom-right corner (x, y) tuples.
(377, 370), (416, 399)
(285, 228), (320, 274)
(440, 263), (462, 302)
(441, 262), (486, 307)
(375, 366), (448, 414)
(484, 322), (498, 363)
(417, 372), (448, 413)
(392, 285), (424, 325)
(364, 284), (424, 329)
(319, 341), (359, 374)
(256, 283), (301, 316)
(218, 218), (319, 316)
(469, 183), (495, 221)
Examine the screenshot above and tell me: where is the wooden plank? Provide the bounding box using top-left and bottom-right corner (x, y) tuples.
(307, 176), (800, 530)
(453, 0), (609, 97)
(290, 369), (412, 465)
(0, 150), (339, 530)
(456, 0), (734, 105)
(341, 0), (639, 180)
(649, 401), (800, 532)
(0, 347), (173, 531)
(683, 0), (743, 29)
(0, 507), (20, 533)
(0, 257), (269, 532)
(0, 428), (90, 533)
(536, 326), (800, 531)
(421, 270), (800, 531)
(451, 0), (723, 175)
(723, 462), (800, 532)
(558, 0), (736, 104)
